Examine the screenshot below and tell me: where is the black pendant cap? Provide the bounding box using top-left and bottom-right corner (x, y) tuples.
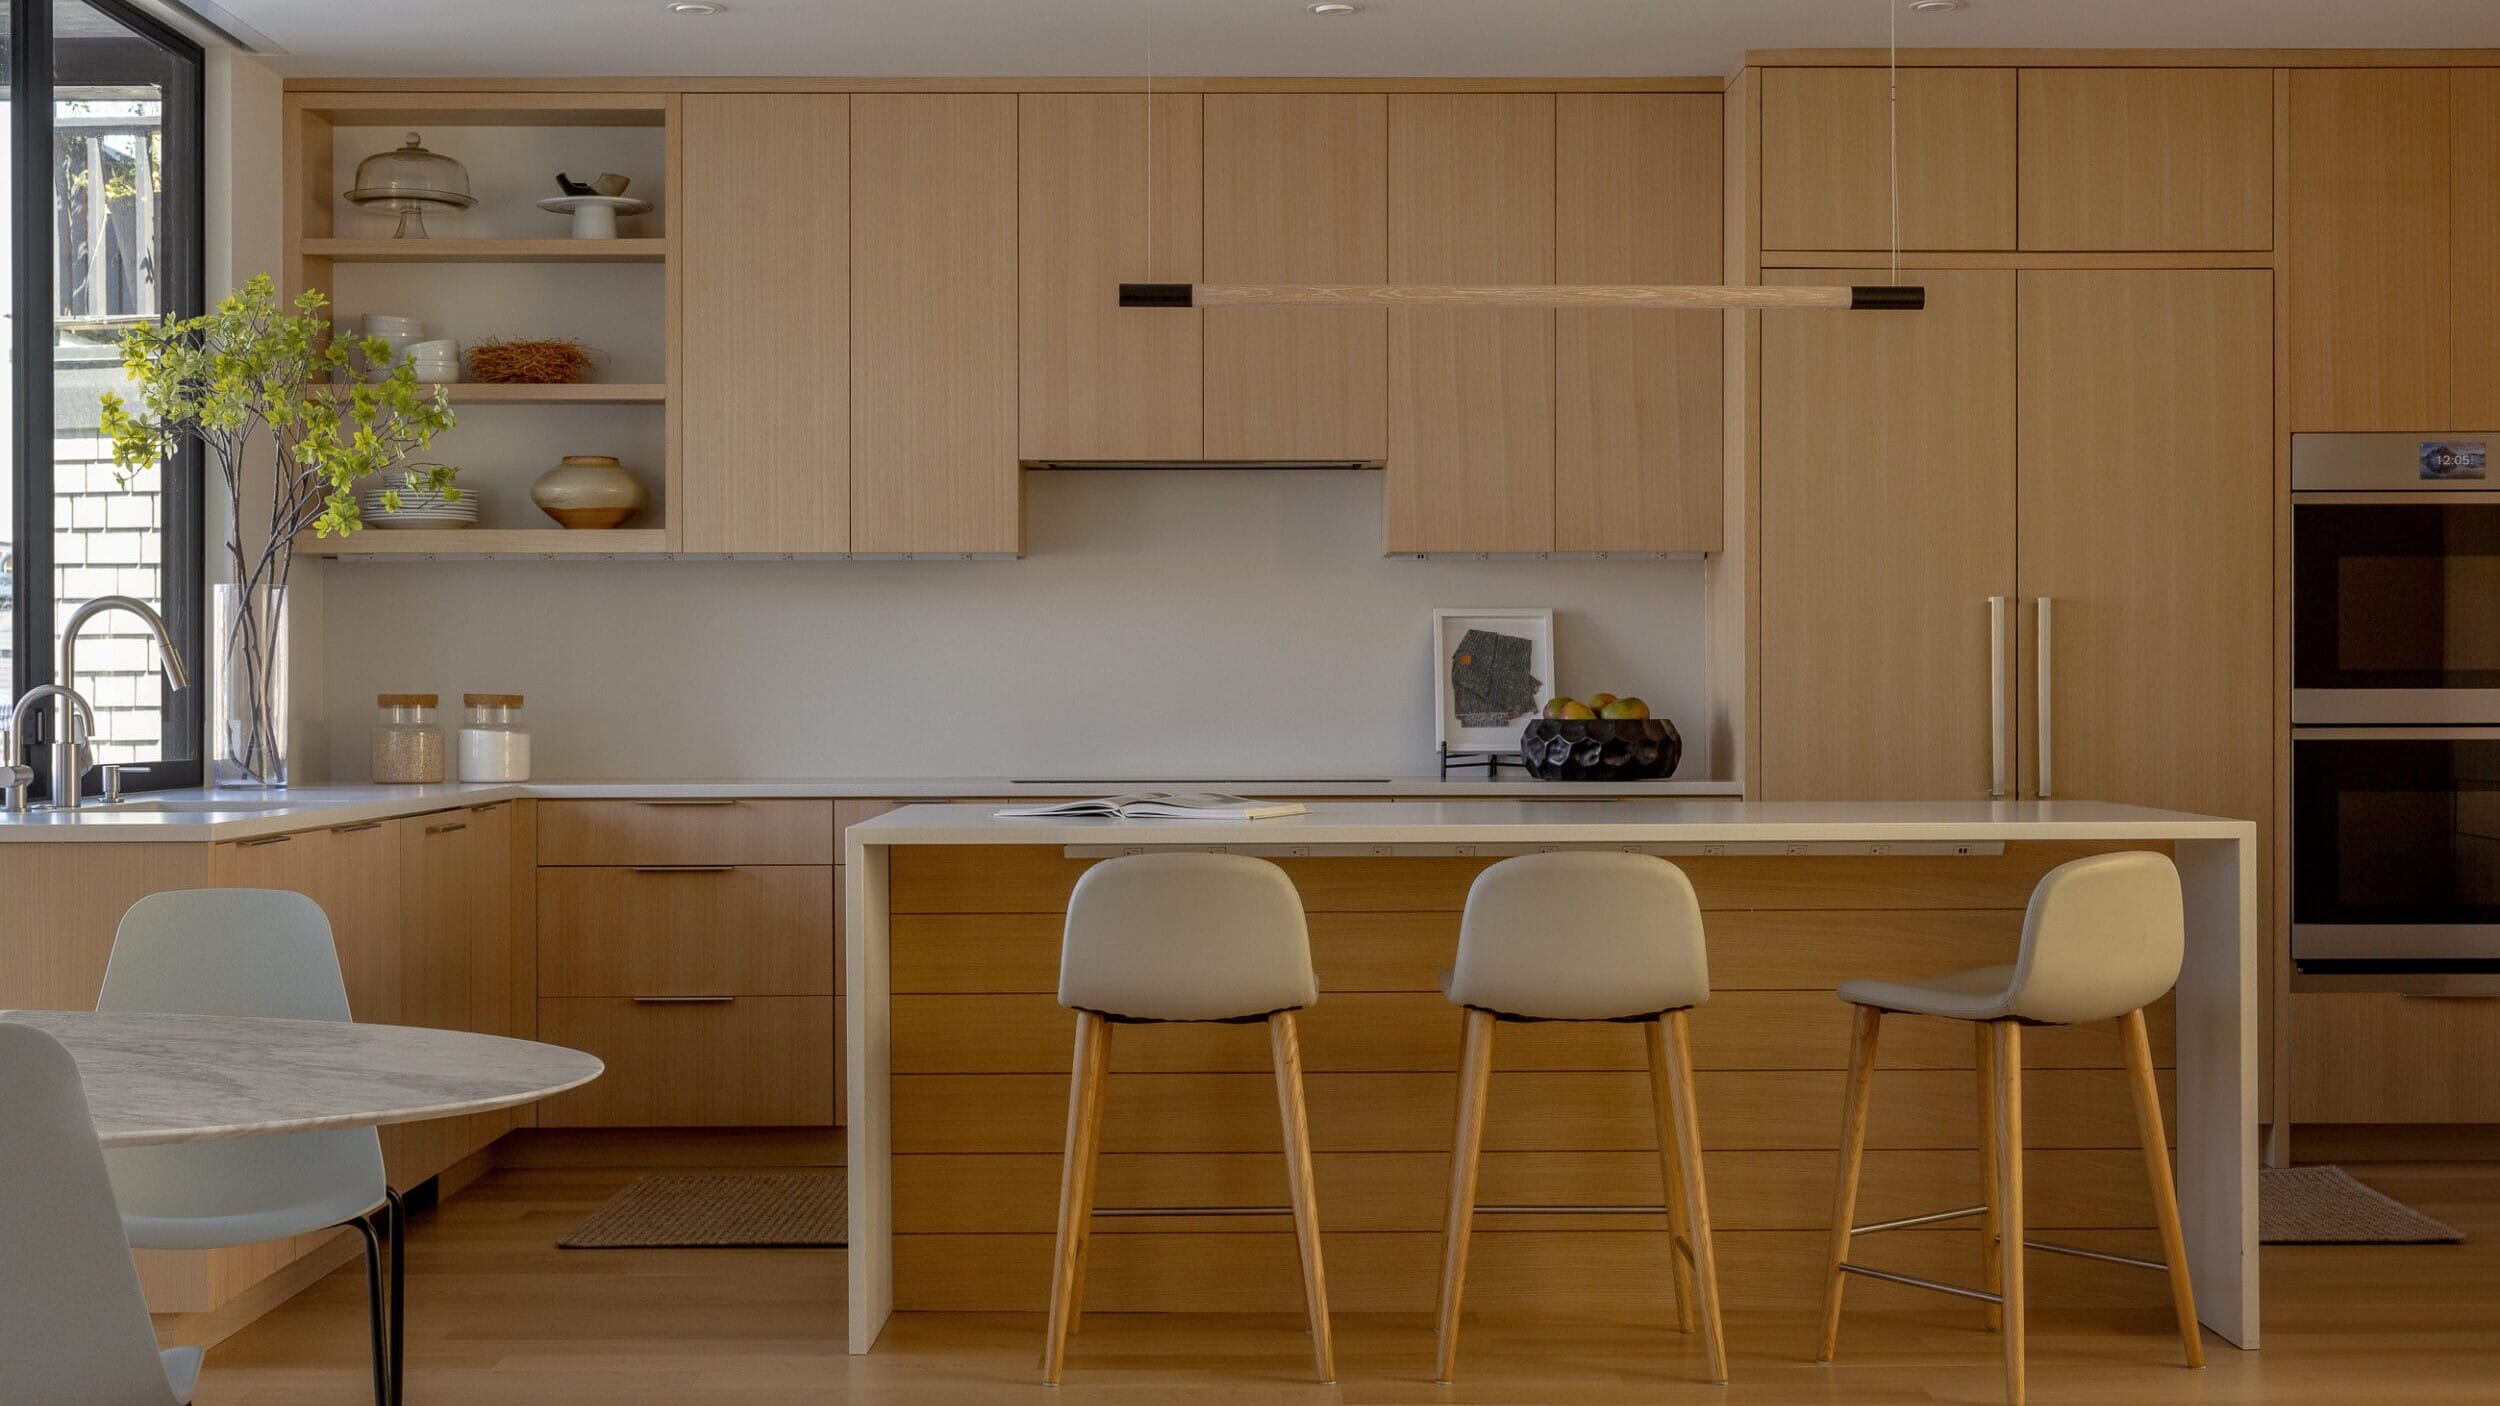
(1850, 284), (1926, 311)
(1118, 282), (1195, 308)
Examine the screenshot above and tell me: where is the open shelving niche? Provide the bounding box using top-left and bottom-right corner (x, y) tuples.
(284, 91), (681, 558)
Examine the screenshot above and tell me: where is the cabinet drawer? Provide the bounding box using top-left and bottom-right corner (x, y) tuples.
(536, 799), (834, 866)
(539, 866), (833, 997)
(535, 996), (834, 1127)
(2291, 992), (2500, 1124)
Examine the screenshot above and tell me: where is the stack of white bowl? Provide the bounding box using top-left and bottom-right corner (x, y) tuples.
(360, 314), (425, 381)
(356, 478), (478, 530)
(407, 339), (460, 383)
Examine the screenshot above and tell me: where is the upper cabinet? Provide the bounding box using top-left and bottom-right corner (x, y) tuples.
(1018, 94), (1203, 462)
(1202, 94), (1390, 463)
(2017, 69), (2273, 251)
(680, 95), (850, 553)
(1760, 68), (2017, 252)
(1555, 93), (1722, 554)
(2288, 69), (2500, 430)
(1386, 94), (1557, 554)
(851, 95), (1022, 554)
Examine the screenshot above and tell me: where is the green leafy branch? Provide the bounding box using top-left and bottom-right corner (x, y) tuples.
(96, 273), (457, 609)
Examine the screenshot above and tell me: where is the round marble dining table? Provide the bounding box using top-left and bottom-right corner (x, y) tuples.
(0, 1010), (604, 1147)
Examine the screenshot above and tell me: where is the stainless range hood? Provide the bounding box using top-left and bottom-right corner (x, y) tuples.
(1024, 460), (1381, 471)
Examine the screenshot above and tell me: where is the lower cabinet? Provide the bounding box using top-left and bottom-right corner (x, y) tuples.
(2291, 993), (2500, 1124)
(534, 997), (836, 1127)
(392, 802), (520, 1187)
(533, 800), (839, 1128)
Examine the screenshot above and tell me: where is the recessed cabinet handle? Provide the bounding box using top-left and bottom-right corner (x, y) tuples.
(236, 833), (293, 848)
(630, 865), (735, 874)
(636, 799), (738, 808)
(1988, 597), (2008, 799)
(631, 995), (737, 1004)
(2035, 597), (2054, 800)
(330, 820), (384, 834)
(424, 820), (468, 835)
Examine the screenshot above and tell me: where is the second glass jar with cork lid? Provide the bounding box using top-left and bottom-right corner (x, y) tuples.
(458, 693), (531, 781)
(371, 694), (445, 784)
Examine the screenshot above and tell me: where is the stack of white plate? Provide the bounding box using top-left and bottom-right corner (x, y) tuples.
(407, 338), (460, 383)
(356, 480), (478, 530)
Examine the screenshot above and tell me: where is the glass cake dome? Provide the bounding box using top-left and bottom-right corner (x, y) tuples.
(344, 132), (476, 238)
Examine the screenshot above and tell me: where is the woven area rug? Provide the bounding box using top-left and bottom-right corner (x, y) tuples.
(2260, 1166), (2463, 1245)
(559, 1172), (847, 1249)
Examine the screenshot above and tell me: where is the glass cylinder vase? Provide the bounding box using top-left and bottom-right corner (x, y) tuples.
(210, 582), (289, 788)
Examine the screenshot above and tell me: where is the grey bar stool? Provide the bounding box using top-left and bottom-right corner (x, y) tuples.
(1435, 852), (1727, 1386)
(1041, 852), (1334, 1387)
(1815, 850), (2203, 1406)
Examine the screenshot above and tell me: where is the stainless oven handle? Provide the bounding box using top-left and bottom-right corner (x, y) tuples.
(2035, 597), (2053, 799)
(2294, 726), (2500, 740)
(1989, 597), (2008, 799)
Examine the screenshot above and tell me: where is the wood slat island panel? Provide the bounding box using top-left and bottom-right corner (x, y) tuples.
(881, 842), (2182, 1317)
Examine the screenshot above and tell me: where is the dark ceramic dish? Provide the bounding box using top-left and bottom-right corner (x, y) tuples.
(1518, 717), (1683, 782)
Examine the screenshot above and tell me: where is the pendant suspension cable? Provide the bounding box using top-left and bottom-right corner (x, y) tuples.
(1144, 0), (1156, 284)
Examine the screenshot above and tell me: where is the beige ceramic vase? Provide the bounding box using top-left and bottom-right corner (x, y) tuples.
(530, 455), (646, 529)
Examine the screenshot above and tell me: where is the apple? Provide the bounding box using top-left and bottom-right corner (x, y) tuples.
(1555, 699), (1598, 720)
(1599, 696), (1651, 720)
(1589, 692), (1618, 709)
(1542, 697), (1572, 719)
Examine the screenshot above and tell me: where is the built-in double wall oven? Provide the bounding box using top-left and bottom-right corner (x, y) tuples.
(2294, 433), (2500, 985)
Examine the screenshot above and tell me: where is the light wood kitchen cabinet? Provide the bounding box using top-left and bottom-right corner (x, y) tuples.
(2015, 269), (2272, 820)
(1385, 93), (1556, 554)
(1201, 93), (1389, 462)
(1554, 92), (1721, 554)
(537, 798), (838, 1128)
(850, 94), (1021, 554)
(1018, 93), (1203, 462)
(2287, 69), (2482, 429)
(212, 821), (402, 1031)
(2453, 69), (2500, 427)
(1759, 268), (2018, 801)
(2291, 993), (2500, 1123)
(679, 94), (850, 553)
(1760, 68), (2017, 252)
(396, 804), (518, 1185)
(2017, 69), (2273, 251)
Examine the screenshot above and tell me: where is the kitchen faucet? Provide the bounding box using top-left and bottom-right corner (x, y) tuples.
(47, 596), (191, 811)
(2, 685), (95, 814)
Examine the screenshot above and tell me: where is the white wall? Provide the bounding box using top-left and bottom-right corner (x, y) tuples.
(318, 470), (1712, 781)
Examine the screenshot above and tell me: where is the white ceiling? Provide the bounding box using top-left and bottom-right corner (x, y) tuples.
(210, 0), (2500, 78)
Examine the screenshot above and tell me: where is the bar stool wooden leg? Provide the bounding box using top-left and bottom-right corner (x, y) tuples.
(1816, 1003), (1881, 1362)
(1434, 1008), (1497, 1383)
(1042, 1012), (1111, 1386)
(2121, 1007), (2204, 1370)
(1645, 1015), (1698, 1335)
(1658, 1009), (1728, 1385)
(1975, 1019), (2004, 1332)
(1269, 1011), (1336, 1385)
(1993, 1020), (2026, 1406)
(1065, 1020), (1113, 1338)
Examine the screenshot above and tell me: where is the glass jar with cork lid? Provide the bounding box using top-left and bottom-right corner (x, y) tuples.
(458, 693), (531, 781)
(371, 694), (445, 784)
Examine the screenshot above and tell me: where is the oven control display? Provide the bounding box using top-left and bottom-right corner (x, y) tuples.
(2421, 441), (2488, 480)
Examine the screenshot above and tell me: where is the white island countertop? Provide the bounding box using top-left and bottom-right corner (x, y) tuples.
(0, 776), (1742, 843)
(840, 799), (2259, 1355)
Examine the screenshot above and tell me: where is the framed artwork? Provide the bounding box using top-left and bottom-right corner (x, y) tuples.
(1432, 608), (1555, 752)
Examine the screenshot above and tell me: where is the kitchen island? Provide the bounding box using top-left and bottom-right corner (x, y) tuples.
(844, 801), (2257, 1353)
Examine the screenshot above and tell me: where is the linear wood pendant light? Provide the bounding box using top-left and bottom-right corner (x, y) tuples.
(1117, 1), (1925, 315)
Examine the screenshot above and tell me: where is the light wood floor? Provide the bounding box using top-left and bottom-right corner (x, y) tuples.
(184, 1160), (2500, 1404)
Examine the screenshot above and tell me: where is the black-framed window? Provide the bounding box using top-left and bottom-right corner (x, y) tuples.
(4, 0), (204, 797)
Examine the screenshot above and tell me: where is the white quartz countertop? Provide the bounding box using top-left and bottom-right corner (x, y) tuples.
(849, 799), (2256, 848)
(0, 775), (1742, 842)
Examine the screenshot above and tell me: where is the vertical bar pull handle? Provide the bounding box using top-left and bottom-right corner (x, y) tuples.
(2035, 597), (2053, 800)
(1988, 597), (2008, 799)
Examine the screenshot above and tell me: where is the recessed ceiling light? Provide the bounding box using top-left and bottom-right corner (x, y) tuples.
(1906, 0), (1967, 12)
(667, 1), (724, 13)
(1308, 3), (1360, 15)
